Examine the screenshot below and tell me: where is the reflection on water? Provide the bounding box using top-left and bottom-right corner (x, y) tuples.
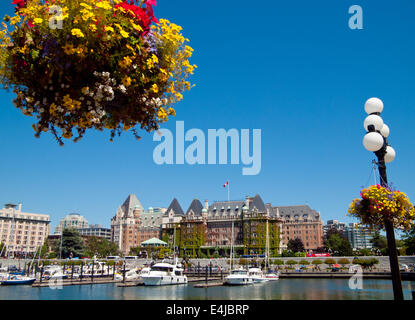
(0, 279), (413, 300)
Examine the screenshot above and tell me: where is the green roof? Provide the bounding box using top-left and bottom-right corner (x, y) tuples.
(141, 237), (168, 247)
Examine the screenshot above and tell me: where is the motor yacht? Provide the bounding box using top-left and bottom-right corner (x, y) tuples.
(141, 262), (187, 286)
(225, 268), (254, 285)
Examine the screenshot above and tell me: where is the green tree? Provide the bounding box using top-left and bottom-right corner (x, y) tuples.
(326, 234), (353, 256)
(85, 236), (119, 258)
(55, 228), (85, 258)
(403, 225), (415, 255)
(312, 259), (323, 265)
(370, 231), (388, 251)
(299, 259), (309, 265)
(287, 238), (305, 253)
(281, 250), (295, 257)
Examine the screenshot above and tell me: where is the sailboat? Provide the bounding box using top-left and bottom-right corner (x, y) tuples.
(263, 219), (279, 281)
(225, 218), (253, 285)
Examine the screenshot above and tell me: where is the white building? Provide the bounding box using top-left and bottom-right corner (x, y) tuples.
(0, 203), (51, 255)
(54, 213), (88, 235)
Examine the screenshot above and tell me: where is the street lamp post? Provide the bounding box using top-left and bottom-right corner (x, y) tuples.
(362, 97), (403, 301)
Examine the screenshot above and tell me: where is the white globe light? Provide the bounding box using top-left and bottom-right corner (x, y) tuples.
(363, 114), (384, 132)
(365, 97), (384, 114)
(380, 124), (390, 138)
(385, 146), (396, 163)
(363, 132), (384, 152)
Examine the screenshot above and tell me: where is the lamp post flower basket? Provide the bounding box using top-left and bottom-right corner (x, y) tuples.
(0, 0), (197, 144)
(348, 184), (415, 231)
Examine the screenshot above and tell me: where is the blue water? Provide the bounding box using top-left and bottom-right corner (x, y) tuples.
(0, 279), (414, 300)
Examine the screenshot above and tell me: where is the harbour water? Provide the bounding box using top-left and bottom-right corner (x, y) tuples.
(0, 279), (414, 300)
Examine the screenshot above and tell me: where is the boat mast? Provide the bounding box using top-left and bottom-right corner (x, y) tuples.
(230, 219), (234, 270)
(265, 219), (269, 270)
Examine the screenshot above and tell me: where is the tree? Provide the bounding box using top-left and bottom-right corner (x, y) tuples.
(85, 236), (119, 258)
(312, 259), (323, 265)
(55, 228), (85, 259)
(370, 231), (388, 251)
(325, 234), (353, 256)
(287, 238), (305, 253)
(337, 258), (350, 266)
(403, 224), (415, 255)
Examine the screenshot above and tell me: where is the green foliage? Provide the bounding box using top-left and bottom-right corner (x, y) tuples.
(325, 234), (353, 256)
(84, 236), (119, 258)
(295, 252), (307, 257)
(55, 228), (85, 258)
(272, 259), (284, 265)
(312, 259), (323, 265)
(47, 252), (57, 259)
(299, 259), (309, 265)
(281, 250), (295, 257)
(337, 258), (351, 265)
(357, 248), (372, 256)
(370, 231), (388, 250)
(353, 258), (379, 269)
(403, 224), (415, 255)
(324, 258), (336, 265)
(286, 260), (297, 265)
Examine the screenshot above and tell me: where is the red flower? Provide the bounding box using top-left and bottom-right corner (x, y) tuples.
(115, 0), (158, 35)
(12, 0), (26, 9)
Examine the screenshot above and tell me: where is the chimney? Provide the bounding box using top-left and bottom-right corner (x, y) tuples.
(204, 200), (209, 209)
(245, 195), (252, 208)
(18, 202), (22, 212)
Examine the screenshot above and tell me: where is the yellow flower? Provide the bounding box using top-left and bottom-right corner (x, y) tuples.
(71, 28), (85, 38)
(118, 56), (132, 68)
(33, 18), (43, 25)
(122, 76), (132, 87)
(151, 84), (159, 93)
(89, 24), (97, 32)
(63, 43), (74, 55)
(105, 26), (114, 33)
(120, 29), (129, 38)
(96, 1), (112, 10)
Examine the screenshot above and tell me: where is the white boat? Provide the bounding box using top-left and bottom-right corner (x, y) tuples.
(141, 262), (187, 286)
(1, 275), (36, 286)
(263, 219), (279, 282)
(42, 266), (67, 280)
(248, 268), (269, 283)
(264, 271), (280, 281)
(225, 268), (254, 285)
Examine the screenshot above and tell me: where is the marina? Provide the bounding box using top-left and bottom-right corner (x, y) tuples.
(0, 278), (414, 300)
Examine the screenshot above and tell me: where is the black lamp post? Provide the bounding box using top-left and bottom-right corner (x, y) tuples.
(362, 97), (403, 301)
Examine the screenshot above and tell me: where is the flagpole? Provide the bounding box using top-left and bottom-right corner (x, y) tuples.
(228, 180), (230, 202)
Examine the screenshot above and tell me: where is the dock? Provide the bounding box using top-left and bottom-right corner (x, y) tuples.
(117, 280), (144, 287)
(32, 278), (120, 287)
(193, 282), (224, 288)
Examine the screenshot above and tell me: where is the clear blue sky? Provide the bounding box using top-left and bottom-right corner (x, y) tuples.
(0, 0), (414, 234)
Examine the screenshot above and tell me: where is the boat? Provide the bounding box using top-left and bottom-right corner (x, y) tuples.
(248, 267), (269, 283)
(1, 275), (36, 286)
(263, 219), (280, 281)
(42, 265), (67, 280)
(141, 262), (187, 286)
(225, 267), (254, 285)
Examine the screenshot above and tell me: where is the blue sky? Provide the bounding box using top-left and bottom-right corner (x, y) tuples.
(0, 0), (414, 234)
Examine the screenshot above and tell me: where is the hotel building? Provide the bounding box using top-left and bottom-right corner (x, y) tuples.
(110, 194), (165, 254)
(276, 205), (324, 251)
(0, 203), (51, 255)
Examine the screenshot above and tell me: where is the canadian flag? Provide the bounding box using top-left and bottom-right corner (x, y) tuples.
(223, 181), (229, 187)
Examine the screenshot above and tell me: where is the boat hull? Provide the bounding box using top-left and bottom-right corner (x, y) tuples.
(225, 277), (254, 285)
(142, 275), (188, 286)
(1, 278), (36, 286)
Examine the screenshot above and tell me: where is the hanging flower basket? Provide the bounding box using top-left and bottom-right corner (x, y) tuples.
(348, 184), (415, 231)
(0, 0), (197, 144)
